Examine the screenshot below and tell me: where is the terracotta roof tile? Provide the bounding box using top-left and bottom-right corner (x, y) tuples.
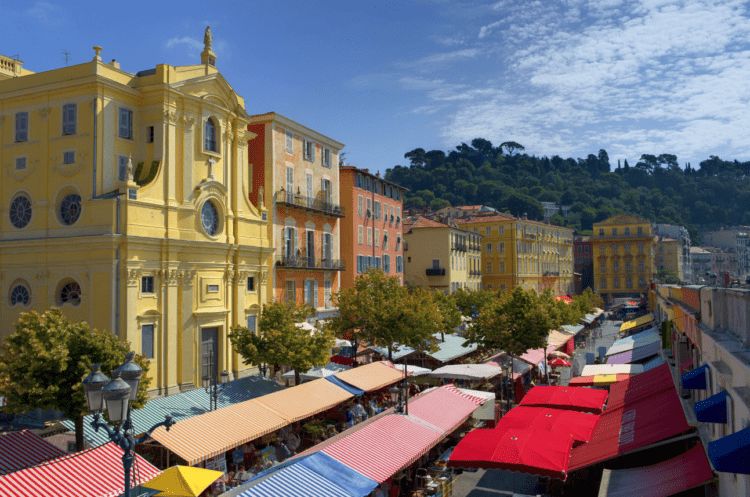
(457, 214), (516, 224)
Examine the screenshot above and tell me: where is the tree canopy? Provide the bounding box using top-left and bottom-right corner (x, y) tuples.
(387, 139), (750, 241)
(229, 301), (334, 385)
(0, 308), (151, 451)
(329, 270), (442, 360)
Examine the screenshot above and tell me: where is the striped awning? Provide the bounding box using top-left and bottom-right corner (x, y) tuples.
(255, 378), (353, 422)
(0, 442), (160, 497)
(605, 331), (660, 357)
(323, 414), (443, 483)
(62, 375), (285, 447)
(407, 385), (484, 433)
(619, 314), (654, 333)
(580, 364), (644, 377)
(428, 364), (503, 381)
(332, 362), (405, 392)
(0, 430), (67, 475)
(150, 399), (288, 465)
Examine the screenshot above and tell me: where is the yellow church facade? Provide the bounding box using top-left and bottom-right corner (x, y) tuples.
(0, 36), (273, 397)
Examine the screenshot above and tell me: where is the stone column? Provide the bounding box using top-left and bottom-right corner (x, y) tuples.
(161, 269), (180, 395)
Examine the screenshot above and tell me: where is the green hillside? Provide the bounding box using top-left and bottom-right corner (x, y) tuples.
(384, 139), (750, 243)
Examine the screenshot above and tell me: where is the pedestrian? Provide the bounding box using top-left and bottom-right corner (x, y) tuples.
(345, 405), (355, 429)
(286, 431), (300, 454)
(352, 401), (367, 423)
(274, 439), (292, 463)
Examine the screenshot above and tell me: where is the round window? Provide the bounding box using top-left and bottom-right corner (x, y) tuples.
(9, 195), (32, 229)
(201, 200), (220, 236)
(60, 281), (81, 306)
(60, 194), (82, 225)
(10, 284), (30, 306)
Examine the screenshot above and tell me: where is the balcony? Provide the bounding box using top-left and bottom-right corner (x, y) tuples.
(274, 190), (345, 218)
(593, 232), (652, 240)
(470, 270), (482, 277)
(275, 255), (345, 271)
(426, 268), (446, 276)
(452, 243), (467, 252)
(543, 271), (560, 277)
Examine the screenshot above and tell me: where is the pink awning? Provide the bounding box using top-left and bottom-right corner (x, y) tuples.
(0, 442), (160, 497)
(322, 414), (443, 483)
(519, 385), (609, 414)
(495, 407), (600, 445)
(0, 430), (66, 475)
(448, 428), (573, 480)
(606, 364), (673, 411)
(598, 444), (713, 497)
(407, 385), (483, 433)
(569, 386), (690, 471)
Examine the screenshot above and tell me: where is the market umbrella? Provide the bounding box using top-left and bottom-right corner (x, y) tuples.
(141, 466), (224, 497)
(548, 358), (572, 368)
(548, 351), (571, 360)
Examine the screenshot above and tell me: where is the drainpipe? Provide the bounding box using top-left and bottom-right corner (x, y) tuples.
(92, 97), (97, 198)
(115, 195), (121, 337)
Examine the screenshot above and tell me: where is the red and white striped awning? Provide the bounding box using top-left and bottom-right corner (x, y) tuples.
(323, 414), (443, 483)
(442, 384), (487, 405)
(408, 386), (484, 433)
(0, 430), (66, 475)
(0, 442), (160, 497)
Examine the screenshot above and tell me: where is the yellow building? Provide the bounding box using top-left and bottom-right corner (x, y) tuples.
(657, 237), (684, 281)
(0, 31), (274, 397)
(459, 215), (575, 295)
(403, 216), (482, 293)
(592, 215), (656, 303)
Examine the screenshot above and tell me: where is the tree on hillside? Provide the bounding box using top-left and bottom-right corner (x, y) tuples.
(500, 141), (525, 156)
(229, 301), (334, 385)
(0, 308), (151, 451)
(330, 270), (441, 360)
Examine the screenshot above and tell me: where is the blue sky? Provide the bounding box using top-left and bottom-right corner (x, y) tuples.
(4, 0), (750, 174)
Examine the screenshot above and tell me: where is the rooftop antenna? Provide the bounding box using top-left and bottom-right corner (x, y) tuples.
(61, 49), (70, 66)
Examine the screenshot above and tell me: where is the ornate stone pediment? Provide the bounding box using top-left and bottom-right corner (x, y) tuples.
(194, 179), (227, 198)
(6, 158), (38, 182)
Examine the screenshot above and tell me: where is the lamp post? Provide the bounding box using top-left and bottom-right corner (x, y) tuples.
(82, 353), (175, 497)
(501, 363), (511, 412)
(389, 361), (410, 415)
(202, 350), (228, 412)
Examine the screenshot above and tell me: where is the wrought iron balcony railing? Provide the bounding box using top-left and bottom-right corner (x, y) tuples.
(275, 255), (345, 271)
(426, 268), (446, 276)
(274, 190), (345, 218)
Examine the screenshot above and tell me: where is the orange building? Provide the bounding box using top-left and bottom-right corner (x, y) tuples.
(248, 113), (344, 318)
(339, 167), (407, 289)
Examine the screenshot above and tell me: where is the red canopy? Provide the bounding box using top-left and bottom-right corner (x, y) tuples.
(548, 358), (572, 368)
(569, 386), (690, 471)
(407, 385), (483, 433)
(598, 444), (714, 497)
(448, 428), (573, 480)
(329, 354), (354, 366)
(606, 364), (673, 411)
(519, 385), (609, 414)
(495, 407), (600, 445)
(0, 430), (66, 475)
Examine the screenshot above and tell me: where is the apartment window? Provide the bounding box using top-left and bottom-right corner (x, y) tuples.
(612, 228), (617, 235)
(396, 207), (401, 221)
(639, 260), (644, 271)
(284, 226), (298, 258)
(498, 242), (504, 253)
(60, 151), (75, 165)
(141, 276), (154, 294)
(321, 178), (332, 204)
(390, 205), (395, 221)
(496, 261), (503, 273)
(600, 277), (606, 288)
(285, 281), (296, 303)
(599, 245), (605, 254)
(15, 157), (26, 170)
(599, 228), (604, 236)
(141, 325), (154, 359)
(147, 126), (154, 143)
(15, 112), (29, 142)
(304, 140), (315, 161)
(577, 245), (582, 253)
(247, 315), (257, 334)
(625, 260), (631, 271)
(637, 226), (643, 234)
(356, 173), (363, 189)
(625, 244), (631, 253)
(374, 201), (381, 220)
(612, 244), (618, 254)
(639, 277), (646, 287)
(432, 259), (441, 270)
(383, 230), (389, 250)
(397, 255), (403, 273)
(486, 243), (492, 252)
(624, 227), (630, 235)
(286, 130), (293, 153)
(396, 235), (401, 251)
(613, 261), (619, 271)
(62, 103), (77, 135)
(486, 261), (492, 273)
(322, 233), (333, 261)
(383, 254), (391, 272)
(323, 148), (331, 168)
(304, 280), (317, 308)
(375, 229), (380, 247)
(366, 198), (372, 216)
(247, 277), (255, 291)
(613, 277), (620, 288)
(638, 243), (644, 253)
(118, 156), (128, 181)
(367, 227), (372, 246)
(119, 108), (133, 139)
(358, 226), (364, 245)
(324, 280), (332, 308)
(626, 277), (632, 288)
(357, 255), (363, 273)
(600, 261), (606, 272)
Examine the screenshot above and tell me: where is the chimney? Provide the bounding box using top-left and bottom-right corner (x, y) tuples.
(109, 59), (120, 69)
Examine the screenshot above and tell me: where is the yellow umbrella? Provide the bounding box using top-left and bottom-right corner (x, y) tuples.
(593, 374), (618, 386)
(142, 466), (224, 497)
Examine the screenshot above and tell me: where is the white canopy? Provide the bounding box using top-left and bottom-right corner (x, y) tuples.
(579, 364), (645, 377)
(281, 362), (351, 381)
(428, 364), (503, 380)
(605, 330), (660, 357)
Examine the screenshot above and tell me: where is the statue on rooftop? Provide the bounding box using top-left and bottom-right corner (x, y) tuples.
(204, 26), (213, 51)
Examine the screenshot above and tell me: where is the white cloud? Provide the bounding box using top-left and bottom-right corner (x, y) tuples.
(478, 20), (503, 39)
(166, 36), (204, 53)
(404, 48), (480, 70)
(27, 1), (67, 26)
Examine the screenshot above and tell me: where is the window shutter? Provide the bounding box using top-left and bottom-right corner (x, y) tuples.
(247, 315), (256, 333)
(313, 282), (318, 308)
(293, 228), (298, 255)
(119, 109), (128, 137)
(118, 156), (127, 181)
(16, 112), (28, 142)
(304, 281), (310, 305)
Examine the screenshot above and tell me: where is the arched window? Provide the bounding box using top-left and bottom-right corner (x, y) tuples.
(60, 281), (82, 306)
(204, 118), (217, 152)
(10, 284), (30, 306)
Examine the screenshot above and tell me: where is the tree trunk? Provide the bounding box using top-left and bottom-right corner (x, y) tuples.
(75, 413), (86, 452)
(388, 345), (393, 362)
(295, 369), (301, 386)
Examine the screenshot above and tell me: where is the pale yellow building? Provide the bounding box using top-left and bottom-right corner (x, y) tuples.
(657, 237), (684, 281)
(458, 215), (575, 295)
(403, 216), (482, 293)
(592, 215), (656, 303)
(0, 33), (273, 397)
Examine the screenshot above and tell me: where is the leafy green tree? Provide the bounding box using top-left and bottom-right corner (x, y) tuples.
(432, 291), (462, 339)
(0, 308), (151, 451)
(501, 141), (525, 156)
(229, 301), (334, 385)
(330, 270), (441, 360)
(451, 288), (496, 318)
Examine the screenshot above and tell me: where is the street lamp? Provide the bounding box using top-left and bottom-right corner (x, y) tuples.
(501, 363), (511, 412)
(389, 362), (410, 415)
(82, 354), (175, 497)
(202, 350), (228, 412)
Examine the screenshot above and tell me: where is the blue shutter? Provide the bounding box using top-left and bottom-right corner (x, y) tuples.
(141, 325), (154, 359)
(15, 112), (28, 142)
(63, 104), (77, 135)
(313, 282), (319, 309)
(247, 315), (257, 333)
(304, 281), (311, 305)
